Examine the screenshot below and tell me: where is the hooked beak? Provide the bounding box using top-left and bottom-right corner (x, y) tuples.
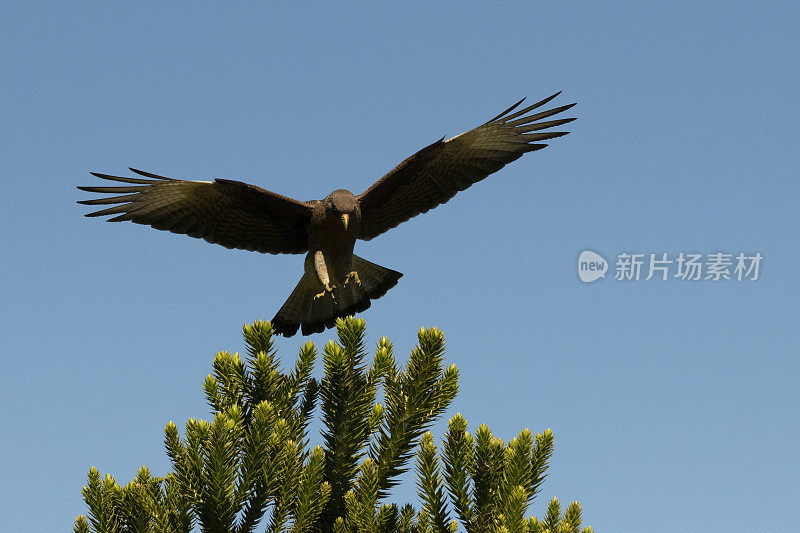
(341, 213), (349, 231)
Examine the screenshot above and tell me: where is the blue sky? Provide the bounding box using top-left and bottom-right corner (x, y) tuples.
(2, 2), (798, 531)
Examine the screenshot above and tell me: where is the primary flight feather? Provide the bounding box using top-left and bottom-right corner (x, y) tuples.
(79, 93), (576, 336)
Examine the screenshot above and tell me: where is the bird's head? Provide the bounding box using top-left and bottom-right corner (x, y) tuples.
(325, 189), (359, 231)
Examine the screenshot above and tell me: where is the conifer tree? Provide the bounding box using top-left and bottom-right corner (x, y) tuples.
(74, 317), (590, 533)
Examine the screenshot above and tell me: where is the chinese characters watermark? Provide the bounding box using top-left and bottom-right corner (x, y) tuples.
(579, 251), (762, 283)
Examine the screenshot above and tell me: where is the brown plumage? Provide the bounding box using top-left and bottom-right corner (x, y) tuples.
(78, 93), (576, 336)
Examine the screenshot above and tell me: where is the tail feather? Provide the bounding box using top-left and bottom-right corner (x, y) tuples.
(271, 255), (402, 337)
(270, 271), (316, 337)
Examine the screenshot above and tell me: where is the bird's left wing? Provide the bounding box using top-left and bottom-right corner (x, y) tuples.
(78, 168), (313, 254)
(357, 93), (575, 241)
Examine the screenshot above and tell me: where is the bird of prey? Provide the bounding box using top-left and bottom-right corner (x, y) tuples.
(78, 92), (575, 336)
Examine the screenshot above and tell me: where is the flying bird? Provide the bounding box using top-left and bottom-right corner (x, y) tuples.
(79, 93), (576, 336)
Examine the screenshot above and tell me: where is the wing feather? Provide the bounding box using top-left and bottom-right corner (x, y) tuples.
(78, 170), (313, 254)
(357, 93), (575, 240)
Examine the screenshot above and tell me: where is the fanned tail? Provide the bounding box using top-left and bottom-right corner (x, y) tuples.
(271, 255), (402, 337)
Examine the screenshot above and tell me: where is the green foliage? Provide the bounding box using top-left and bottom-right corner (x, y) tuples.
(75, 317), (590, 532)
(74, 466), (191, 533)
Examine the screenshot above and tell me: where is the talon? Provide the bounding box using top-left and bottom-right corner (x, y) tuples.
(314, 283), (336, 301)
(345, 271), (361, 286)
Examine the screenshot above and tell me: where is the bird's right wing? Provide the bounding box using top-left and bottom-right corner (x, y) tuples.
(78, 168), (313, 254)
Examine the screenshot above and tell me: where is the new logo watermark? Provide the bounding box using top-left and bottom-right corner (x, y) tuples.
(578, 251), (762, 282)
(578, 251), (608, 283)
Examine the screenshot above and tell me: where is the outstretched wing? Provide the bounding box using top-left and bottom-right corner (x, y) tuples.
(356, 92), (576, 241)
(78, 168), (313, 254)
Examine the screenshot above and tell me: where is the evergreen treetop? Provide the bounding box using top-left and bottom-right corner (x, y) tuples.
(75, 317), (590, 533)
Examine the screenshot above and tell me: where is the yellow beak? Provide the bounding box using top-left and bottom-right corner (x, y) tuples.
(341, 213), (349, 231)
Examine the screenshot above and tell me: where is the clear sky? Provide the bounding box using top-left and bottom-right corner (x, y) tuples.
(2, 2), (798, 531)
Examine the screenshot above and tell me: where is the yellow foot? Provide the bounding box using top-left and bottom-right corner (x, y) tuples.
(314, 283), (336, 300)
(344, 271), (361, 286)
